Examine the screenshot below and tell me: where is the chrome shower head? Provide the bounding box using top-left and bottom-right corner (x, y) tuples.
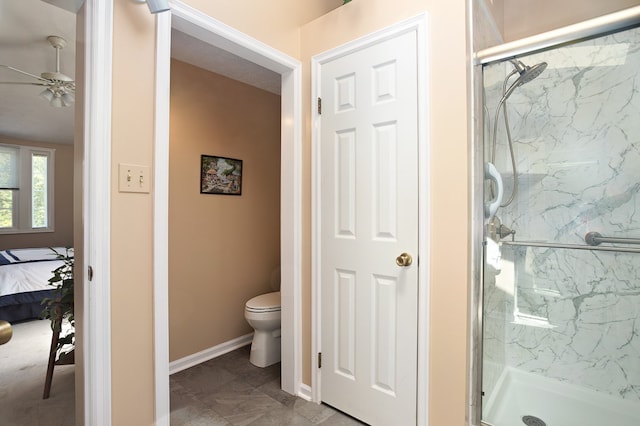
(491, 59), (548, 208)
(500, 60), (547, 102)
(511, 60), (547, 85)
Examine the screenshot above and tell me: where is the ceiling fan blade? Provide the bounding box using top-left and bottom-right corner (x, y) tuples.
(0, 64), (49, 83)
(0, 81), (48, 86)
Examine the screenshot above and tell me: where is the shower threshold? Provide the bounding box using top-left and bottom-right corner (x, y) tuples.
(483, 367), (640, 426)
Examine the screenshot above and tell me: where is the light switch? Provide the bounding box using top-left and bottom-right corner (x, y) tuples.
(118, 163), (151, 193)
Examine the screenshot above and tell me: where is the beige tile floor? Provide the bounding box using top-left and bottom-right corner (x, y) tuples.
(170, 345), (366, 426)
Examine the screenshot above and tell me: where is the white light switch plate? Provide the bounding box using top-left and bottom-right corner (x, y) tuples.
(118, 163), (151, 193)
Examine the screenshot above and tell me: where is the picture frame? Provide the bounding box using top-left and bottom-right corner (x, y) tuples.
(200, 155), (243, 195)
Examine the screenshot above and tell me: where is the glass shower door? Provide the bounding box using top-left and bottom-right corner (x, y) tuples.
(480, 24), (640, 426)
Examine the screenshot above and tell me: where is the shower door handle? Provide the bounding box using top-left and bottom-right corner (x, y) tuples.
(484, 162), (503, 219)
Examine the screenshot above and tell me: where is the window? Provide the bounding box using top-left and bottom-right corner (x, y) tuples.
(0, 144), (55, 234)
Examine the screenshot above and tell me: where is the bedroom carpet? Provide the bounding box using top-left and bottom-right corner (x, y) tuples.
(1, 320), (363, 426)
(0, 318), (75, 426)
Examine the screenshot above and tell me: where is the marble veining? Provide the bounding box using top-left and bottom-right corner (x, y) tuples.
(482, 25), (640, 405)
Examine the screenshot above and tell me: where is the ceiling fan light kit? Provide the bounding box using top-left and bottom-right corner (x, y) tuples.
(39, 88), (54, 102)
(0, 35), (75, 107)
(40, 88), (74, 107)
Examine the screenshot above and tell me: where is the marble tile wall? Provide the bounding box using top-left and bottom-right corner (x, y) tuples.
(482, 26), (640, 402)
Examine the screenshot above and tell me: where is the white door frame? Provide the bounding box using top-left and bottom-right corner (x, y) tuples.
(81, 0), (113, 424)
(311, 13), (430, 425)
(153, 1), (304, 423)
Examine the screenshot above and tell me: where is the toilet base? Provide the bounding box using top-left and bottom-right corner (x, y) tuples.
(249, 328), (281, 368)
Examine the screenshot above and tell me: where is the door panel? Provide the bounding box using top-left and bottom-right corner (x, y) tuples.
(319, 29), (419, 426)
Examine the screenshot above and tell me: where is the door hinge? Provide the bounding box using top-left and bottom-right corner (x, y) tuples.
(88, 265), (94, 281)
(318, 352), (322, 368)
(317, 97), (322, 115)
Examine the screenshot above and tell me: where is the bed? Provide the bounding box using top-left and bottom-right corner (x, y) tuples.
(0, 247), (72, 323)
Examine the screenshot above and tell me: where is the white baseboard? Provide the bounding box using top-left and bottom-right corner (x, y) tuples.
(169, 333), (253, 375)
(298, 383), (313, 401)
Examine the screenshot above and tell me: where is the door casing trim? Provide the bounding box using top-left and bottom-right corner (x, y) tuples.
(81, 0), (113, 423)
(153, 2), (303, 423)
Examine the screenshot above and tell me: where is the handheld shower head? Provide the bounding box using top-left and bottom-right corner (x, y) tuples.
(511, 60), (547, 85)
(501, 60), (547, 102)
(491, 59), (548, 208)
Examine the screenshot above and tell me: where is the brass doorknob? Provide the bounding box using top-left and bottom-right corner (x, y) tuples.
(0, 320), (12, 345)
(396, 252), (412, 267)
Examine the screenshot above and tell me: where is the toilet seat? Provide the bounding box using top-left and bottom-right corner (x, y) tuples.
(245, 291), (281, 313)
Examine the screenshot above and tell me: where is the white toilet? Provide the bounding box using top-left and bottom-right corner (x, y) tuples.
(244, 269), (281, 367)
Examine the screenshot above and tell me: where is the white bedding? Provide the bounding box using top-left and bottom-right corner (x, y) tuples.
(0, 260), (65, 297)
(0, 247), (72, 298)
(0, 247), (70, 264)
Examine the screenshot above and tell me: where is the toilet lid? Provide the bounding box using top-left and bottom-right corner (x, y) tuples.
(246, 291), (281, 312)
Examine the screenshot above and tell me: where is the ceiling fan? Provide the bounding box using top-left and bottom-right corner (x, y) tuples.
(0, 35), (75, 108)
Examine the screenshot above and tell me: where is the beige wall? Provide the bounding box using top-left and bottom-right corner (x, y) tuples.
(106, 0), (636, 423)
(476, 0), (640, 45)
(503, 0), (639, 41)
(474, 0), (505, 49)
(169, 59), (281, 361)
(179, 0), (343, 58)
(301, 1), (470, 425)
(0, 137), (74, 250)
(111, 1), (156, 424)
(108, 0), (342, 423)
(472, 0), (503, 52)
(479, 0), (505, 39)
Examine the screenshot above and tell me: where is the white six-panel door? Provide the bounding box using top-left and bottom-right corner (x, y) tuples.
(318, 29), (419, 425)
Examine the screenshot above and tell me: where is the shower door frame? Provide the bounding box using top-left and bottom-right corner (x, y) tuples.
(469, 6), (640, 426)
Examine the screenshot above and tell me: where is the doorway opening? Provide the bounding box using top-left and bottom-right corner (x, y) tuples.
(153, 4), (303, 422)
(0, 1), (77, 423)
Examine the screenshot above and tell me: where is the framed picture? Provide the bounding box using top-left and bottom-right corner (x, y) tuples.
(200, 155), (243, 195)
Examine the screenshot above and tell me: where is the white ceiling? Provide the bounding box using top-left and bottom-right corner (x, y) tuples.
(0, 0), (76, 144)
(171, 30), (281, 96)
(0, 0), (280, 145)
